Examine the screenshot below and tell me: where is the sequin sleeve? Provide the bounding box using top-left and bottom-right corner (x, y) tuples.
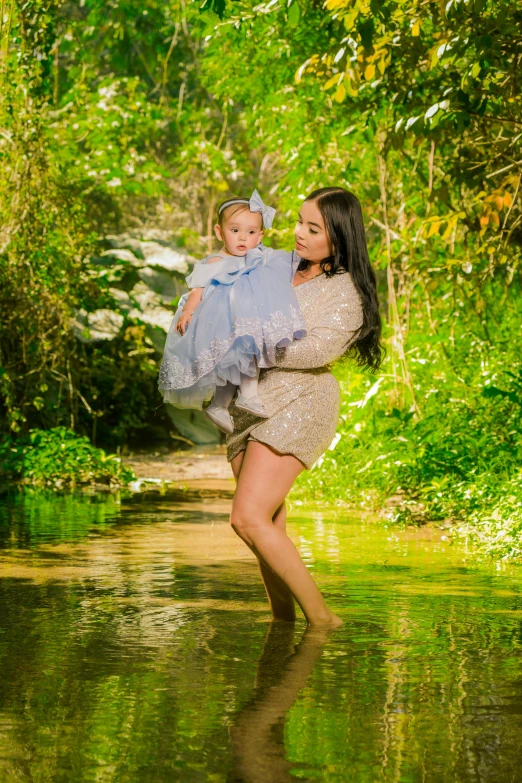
(275, 274), (363, 370)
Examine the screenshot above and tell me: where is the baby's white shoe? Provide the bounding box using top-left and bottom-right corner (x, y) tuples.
(235, 394), (269, 418)
(204, 404), (234, 434)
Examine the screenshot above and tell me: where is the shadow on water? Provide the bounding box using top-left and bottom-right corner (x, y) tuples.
(1, 486), (522, 781)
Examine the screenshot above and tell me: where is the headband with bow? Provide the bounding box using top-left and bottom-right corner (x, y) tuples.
(218, 189), (276, 229)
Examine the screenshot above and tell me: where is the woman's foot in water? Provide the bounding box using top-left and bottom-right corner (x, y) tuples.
(308, 612), (343, 629)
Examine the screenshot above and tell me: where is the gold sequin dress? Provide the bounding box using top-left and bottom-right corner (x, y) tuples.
(226, 271), (364, 469)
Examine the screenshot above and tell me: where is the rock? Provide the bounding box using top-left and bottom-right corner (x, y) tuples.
(128, 282), (175, 331)
(71, 309), (124, 342)
(140, 242), (190, 274)
(101, 248), (145, 267)
(105, 234), (145, 259)
(109, 288), (134, 313)
(81, 231), (197, 341)
(100, 231), (197, 277)
(138, 267), (184, 302)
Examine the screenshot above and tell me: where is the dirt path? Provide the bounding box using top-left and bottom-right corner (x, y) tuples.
(124, 446), (234, 485)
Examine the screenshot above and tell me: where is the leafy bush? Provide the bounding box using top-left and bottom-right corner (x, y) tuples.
(455, 479), (522, 561)
(295, 309), (522, 562)
(0, 428), (135, 488)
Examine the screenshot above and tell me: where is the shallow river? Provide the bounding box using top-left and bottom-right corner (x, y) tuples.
(1, 485), (522, 782)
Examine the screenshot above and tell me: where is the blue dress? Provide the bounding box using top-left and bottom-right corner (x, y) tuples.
(158, 245), (306, 409)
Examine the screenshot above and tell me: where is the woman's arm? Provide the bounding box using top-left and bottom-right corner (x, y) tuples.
(275, 322), (360, 369)
(275, 285), (363, 369)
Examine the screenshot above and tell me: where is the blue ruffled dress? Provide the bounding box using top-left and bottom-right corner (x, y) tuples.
(158, 245), (306, 409)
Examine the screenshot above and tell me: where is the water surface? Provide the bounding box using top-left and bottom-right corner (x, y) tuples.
(1, 486), (521, 782)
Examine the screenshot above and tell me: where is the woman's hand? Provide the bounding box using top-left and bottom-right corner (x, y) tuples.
(176, 311), (193, 335)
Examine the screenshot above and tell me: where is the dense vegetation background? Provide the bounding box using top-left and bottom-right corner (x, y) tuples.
(1, 0), (521, 557)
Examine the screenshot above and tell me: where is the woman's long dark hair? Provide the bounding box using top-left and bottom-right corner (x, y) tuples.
(298, 187), (384, 372)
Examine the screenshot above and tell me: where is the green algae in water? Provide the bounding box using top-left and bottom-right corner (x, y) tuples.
(1, 489), (522, 782)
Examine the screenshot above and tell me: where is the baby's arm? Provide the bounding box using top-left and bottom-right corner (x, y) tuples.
(176, 255), (224, 335)
(176, 288), (203, 335)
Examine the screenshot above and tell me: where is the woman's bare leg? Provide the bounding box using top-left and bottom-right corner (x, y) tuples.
(230, 441), (342, 627)
(231, 451), (296, 621)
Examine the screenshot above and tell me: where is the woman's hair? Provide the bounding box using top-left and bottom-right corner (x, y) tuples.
(300, 186), (384, 372)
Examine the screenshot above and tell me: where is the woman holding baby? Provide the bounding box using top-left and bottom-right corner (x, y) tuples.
(160, 186), (383, 627)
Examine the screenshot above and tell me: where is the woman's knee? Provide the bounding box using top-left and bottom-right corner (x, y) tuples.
(273, 502), (286, 529)
(230, 505), (262, 545)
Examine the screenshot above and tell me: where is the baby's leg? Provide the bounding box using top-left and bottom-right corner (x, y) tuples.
(238, 364), (260, 400)
(205, 381), (236, 434)
(236, 362), (268, 418)
(213, 381), (237, 410)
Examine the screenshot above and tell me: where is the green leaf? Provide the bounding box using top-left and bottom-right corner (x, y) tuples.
(358, 18), (374, 50)
(199, 0), (227, 18)
(288, 1), (301, 27)
(483, 386), (522, 407)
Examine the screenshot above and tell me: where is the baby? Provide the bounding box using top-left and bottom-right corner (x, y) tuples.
(159, 191), (306, 433)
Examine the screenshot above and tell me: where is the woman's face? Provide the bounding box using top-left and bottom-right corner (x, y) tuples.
(294, 199), (333, 262)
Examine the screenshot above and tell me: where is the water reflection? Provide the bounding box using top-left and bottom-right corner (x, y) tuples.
(1, 488), (522, 782)
(229, 623), (329, 783)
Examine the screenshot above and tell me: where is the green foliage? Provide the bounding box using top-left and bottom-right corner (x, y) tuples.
(0, 0), (232, 445)
(456, 477), (522, 561)
(199, 0), (229, 18)
(1, 0), (522, 557)
(295, 307), (522, 561)
(0, 427), (135, 487)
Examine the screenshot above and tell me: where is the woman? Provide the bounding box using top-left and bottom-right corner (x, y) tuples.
(227, 187), (383, 627)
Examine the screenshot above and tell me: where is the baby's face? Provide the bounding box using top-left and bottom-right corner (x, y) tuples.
(217, 210), (264, 256)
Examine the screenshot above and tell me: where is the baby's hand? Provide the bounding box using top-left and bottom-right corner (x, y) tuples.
(176, 311), (193, 335)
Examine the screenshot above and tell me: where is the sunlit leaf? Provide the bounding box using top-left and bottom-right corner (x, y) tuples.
(324, 74), (340, 90)
(334, 83), (347, 102)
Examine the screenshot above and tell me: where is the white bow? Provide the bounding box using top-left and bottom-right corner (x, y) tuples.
(249, 189), (276, 229)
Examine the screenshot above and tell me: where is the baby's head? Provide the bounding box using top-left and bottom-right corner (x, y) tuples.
(215, 197), (264, 256)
